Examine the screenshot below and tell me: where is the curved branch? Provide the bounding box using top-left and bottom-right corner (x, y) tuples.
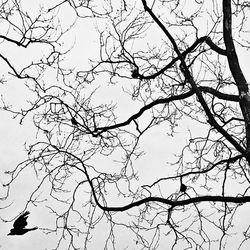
(141, 0), (247, 158)
(205, 37), (227, 55)
(0, 35), (30, 47)
(93, 87), (239, 136)
(199, 86), (239, 101)
(0, 54), (22, 78)
(92, 192), (250, 212)
(144, 154), (242, 188)
(142, 36), (226, 80)
(223, 0), (248, 93)
(223, 0), (250, 158)
(81, 159), (250, 212)
(94, 89), (195, 135)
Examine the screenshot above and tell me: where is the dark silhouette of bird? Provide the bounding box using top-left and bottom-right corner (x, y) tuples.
(131, 69), (139, 79)
(180, 183), (187, 193)
(8, 211), (38, 235)
(71, 117), (78, 126)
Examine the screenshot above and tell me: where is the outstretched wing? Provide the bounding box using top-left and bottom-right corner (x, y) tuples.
(13, 211), (30, 229)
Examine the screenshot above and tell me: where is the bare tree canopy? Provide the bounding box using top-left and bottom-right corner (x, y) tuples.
(1, 0), (250, 249)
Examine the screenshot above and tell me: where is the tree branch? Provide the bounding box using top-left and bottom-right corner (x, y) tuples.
(199, 86), (239, 101)
(223, 0), (250, 158)
(142, 36), (226, 80)
(141, 0), (247, 158)
(94, 89), (195, 135)
(92, 193), (250, 212)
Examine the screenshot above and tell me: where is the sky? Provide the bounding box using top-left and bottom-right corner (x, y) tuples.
(0, 1), (94, 249)
(1, 1), (250, 250)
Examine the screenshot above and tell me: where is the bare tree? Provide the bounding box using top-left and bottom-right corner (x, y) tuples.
(2, 0), (250, 249)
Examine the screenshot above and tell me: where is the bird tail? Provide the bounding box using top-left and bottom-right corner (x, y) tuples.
(22, 211), (30, 217)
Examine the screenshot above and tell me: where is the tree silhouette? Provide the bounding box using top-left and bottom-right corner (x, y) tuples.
(1, 0), (250, 249)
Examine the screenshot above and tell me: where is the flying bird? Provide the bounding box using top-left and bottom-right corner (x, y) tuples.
(8, 211), (38, 235)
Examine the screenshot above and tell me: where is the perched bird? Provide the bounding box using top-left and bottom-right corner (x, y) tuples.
(8, 211), (38, 235)
(180, 183), (187, 193)
(71, 117), (78, 126)
(131, 69), (139, 79)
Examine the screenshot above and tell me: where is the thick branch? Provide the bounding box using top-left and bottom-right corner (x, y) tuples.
(223, 0), (250, 157)
(0, 35), (29, 47)
(142, 36), (226, 80)
(205, 37), (227, 55)
(199, 86), (239, 101)
(94, 89), (195, 135)
(94, 87), (238, 136)
(0, 54), (22, 78)
(82, 161), (250, 212)
(223, 0), (248, 93)
(140, 0), (247, 158)
(93, 194), (250, 212)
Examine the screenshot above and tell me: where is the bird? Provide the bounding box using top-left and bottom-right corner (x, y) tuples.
(180, 183), (187, 193)
(8, 211), (38, 235)
(131, 69), (139, 79)
(71, 117), (78, 126)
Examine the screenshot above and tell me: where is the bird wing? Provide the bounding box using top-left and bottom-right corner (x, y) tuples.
(13, 211), (30, 229)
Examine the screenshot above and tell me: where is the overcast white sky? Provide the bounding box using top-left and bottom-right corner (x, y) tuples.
(0, 1), (95, 248)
